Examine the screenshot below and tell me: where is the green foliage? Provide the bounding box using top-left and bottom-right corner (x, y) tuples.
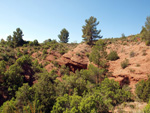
(79, 92), (108, 113)
(89, 39), (107, 67)
(42, 49), (47, 54)
(4, 64), (24, 97)
(86, 64), (105, 84)
(121, 33), (126, 39)
(145, 16), (150, 39)
(15, 83), (34, 108)
(141, 16), (150, 45)
(141, 26), (147, 40)
(0, 60), (6, 75)
(60, 65), (70, 75)
(121, 58), (129, 69)
(23, 48), (28, 54)
(29, 41), (34, 46)
(17, 52), (23, 57)
(7, 35), (14, 47)
(7, 28), (25, 47)
(89, 47), (100, 65)
(135, 80), (150, 102)
(100, 78), (132, 109)
(33, 39), (39, 46)
(32, 59), (43, 72)
(82, 16), (102, 44)
(130, 51), (135, 57)
(29, 40), (39, 46)
(52, 91), (108, 113)
(16, 55), (32, 66)
(146, 40), (150, 46)
(0, 39), (6, 45)
(0, 98), (16, 113)
(1, 53), (9, 61)
(43, 38), (52, 44)
(107, 51), (119, 61)
(51, 93), (81, 113)
(33, 72), (56, 112)
(56, 73), (87, 96)
(58, 28), (69, 43)
(144, 100), (150, 113)
(53, 78), (131, 113)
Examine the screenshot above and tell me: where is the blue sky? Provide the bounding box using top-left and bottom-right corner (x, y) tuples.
(0, 0), (150, 43)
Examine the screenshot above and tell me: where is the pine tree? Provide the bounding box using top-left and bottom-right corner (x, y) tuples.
(145, 16), (150, 40)
(141, 16), (150, 45)
(82, 16), (102, 44)
(12, 28), (24, 47)
(58, 28), (69, 43)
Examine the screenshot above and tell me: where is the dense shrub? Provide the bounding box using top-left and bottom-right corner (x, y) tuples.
(100, 78), (132, 109)
(15, 83), (34, 108)
(4, 64), (24, 97)
(89, 39), (107, 67)
(144, 100), (150, 112)
(23, 48), (28, 54)
(51, 93), (82, 113)
(33, 72), (56, 112)
(79, 92), (109, 113)
(107, 51), (119, 61)
(130, 51), (135, 57)
(52, 92), (109, 113)
(17, 52), (23, 57)
(0, 60), (6, 75)
(1, 53), (9, 61)
(135, 80), (150, 102)
(146, 40), (150, 46)
(121, 59), (129, 69)
(16, 55), (32, 66)
(42, 49), (47, 54)
(0, 98), (16, 113)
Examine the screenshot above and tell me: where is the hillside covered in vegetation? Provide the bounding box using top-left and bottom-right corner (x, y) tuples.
(0, 16), (150, 113)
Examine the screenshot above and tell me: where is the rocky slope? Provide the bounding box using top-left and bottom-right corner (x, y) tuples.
(31, 41), (150, 93)
(107, 41), (150, 92)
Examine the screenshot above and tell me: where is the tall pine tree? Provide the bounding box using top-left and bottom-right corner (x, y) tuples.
(58, 28), (69, 43)
(82, 16), (102, 44)
(12, 28), (24, 47)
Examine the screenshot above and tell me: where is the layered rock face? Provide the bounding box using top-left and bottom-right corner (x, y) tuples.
(57, 43), (91, 72)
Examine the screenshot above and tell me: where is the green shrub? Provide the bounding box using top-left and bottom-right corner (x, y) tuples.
(86, 53), (89, 57)
(17, 52), (23, 57)
(146, 40), (150, 46)
(1, 53), (9, 61)
(121, 59), (129, 69)
(100, 78), (132, 109)
(16, 55), (32, 66)
(107, 51), (119, 61)
(23, 44), (27, 47)
(59, 50), (66, 55)
(42, 49), (47, 54)
(0, 98), (16, 113)
(144, 100), (150, 112)
(142, 49), (147, 56)
(76, 53), (80, 56)
(51, 61), (59, 67)
(23, 48), (28, 54)
(130, 51), (135, 57)
(136, 63), (140, 67)
(135, 80), (150, 102)
(42, 54), (47, 60)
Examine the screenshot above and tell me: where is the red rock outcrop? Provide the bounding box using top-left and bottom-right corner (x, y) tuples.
(107, 42), (150, 92)
(57, 43), (91, 72)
